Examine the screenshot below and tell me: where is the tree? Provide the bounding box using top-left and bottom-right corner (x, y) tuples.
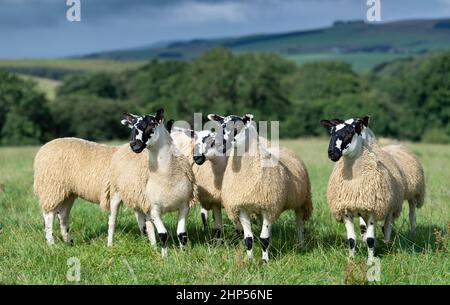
(373, 50), (450, 142)
(50, 94), (128, 141)
(0, 71), (53, 145)
(57, 73), (126, 99)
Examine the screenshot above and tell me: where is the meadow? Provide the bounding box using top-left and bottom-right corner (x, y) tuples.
(0, 138), (448, 284)
(0, 59), (147, 73)
(286, 52), (409, 73)
(18, 75), (61, 100)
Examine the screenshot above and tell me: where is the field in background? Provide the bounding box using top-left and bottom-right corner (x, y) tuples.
(286, 52), (409, 73)
(0, 59), (146, 73)
(18, 75), (61, 100)
(0, 138), (448, 284)
(1, 59), (147, 100)
(82, 19), (450, 67)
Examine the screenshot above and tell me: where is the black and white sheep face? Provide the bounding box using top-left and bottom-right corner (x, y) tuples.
(121, 109), (164, 153)
(320, 116), (370, 162)
(193, 130), (217, 165)
(207, 113), (254, 148)
(171, 127), (220, 165)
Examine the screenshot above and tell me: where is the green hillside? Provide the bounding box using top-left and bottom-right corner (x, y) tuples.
(286, 52), (409, 73)
(18, 74), (60, 100)
(1, 18), (450, 77)
(0, 59), (146, 80)
(82, 18), (450, 72)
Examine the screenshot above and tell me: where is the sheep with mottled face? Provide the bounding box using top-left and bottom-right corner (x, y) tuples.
(205, 114), (313, 262)
(104, 110), (197, 257)
(168, 122), (241, 239)
(321, 116), (425, 262)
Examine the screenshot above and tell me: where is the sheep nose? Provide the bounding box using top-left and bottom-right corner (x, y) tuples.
(193, 155), (206, 165)
(329, 151), (341, 162)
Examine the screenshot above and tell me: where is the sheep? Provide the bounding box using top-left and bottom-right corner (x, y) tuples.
(320, 116), (425, 262)
(381, 145), (425, 235)
(103, 109), (197, 257)
(206, 114), (313, 262)
(33, 137), (164, 246)
(167, 121), (244, 239)
(34, 137), (119, 245)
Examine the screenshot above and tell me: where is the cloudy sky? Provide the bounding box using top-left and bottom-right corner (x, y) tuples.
(1, 0), (450, 59)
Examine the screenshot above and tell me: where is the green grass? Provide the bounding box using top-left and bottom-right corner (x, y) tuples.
(0, 59), (146, 79)
(18, 75), (61, 100)
(286, 53), (411, 73)
(0, 139), (448, 284)
(0, 59), (146, 74)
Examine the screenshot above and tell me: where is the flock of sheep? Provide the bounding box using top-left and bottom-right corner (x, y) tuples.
(33, 109), (425, 263)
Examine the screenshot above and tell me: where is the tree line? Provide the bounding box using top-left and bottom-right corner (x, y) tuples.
(1, 48), (450, 146)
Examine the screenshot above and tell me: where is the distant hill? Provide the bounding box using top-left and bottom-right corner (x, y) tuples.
(81, 18), (450, 71)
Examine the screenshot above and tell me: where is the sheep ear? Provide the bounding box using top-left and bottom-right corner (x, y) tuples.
(155, 108), (164, 124)
(207, 114), (224, 122)
(242, 114), (254, 126)
(362, 115), (370, 127)
(320, 119), (334, 130)
(122, 112), (137, 128)
(166, 119), (174, 133)
(354, 120), (364, 135)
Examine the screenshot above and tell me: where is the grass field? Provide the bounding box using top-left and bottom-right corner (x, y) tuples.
(0, 59), (147, 73)
(286, 53), (410, 73)
(0, 139), (448, 284)
(18, 74), (61, 100)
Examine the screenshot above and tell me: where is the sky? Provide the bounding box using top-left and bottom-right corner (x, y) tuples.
(1, 0), (450, 59)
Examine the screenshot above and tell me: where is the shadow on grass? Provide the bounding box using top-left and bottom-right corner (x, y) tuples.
(376, 224), (446, 257)
(43, 210), (446, 258)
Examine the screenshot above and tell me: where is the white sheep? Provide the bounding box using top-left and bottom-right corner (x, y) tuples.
(103, 110), (197, 257)
(206, 114), (313, 262)
(167, 122), (244, 239)
(320, 116), (425, 262)
(34, 137), (120, 245)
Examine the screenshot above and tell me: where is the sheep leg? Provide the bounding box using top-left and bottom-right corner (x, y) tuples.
(138, 210), (156, 246)
(344, 214), (356, 258)
(408, 200), (417, 235)
(201, 207), (208, 230)
(177, 204), (189, 250)
(295, 210), (305, 248)
(383, 212), (393, 243)
(135, 211), (146, 235)
(366, 214), (376, 264)
(145, 218), (157, 247)
(212, 205), (223, 239)
(239, 210), (253, 259)
(150, 207), (169, 257)
(43, 210), (55, 245)
(260, 212), (272, 263)
(359, 217), (367, 242)
(57, 197), (75, 245)
(107, 193), (121, 247)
